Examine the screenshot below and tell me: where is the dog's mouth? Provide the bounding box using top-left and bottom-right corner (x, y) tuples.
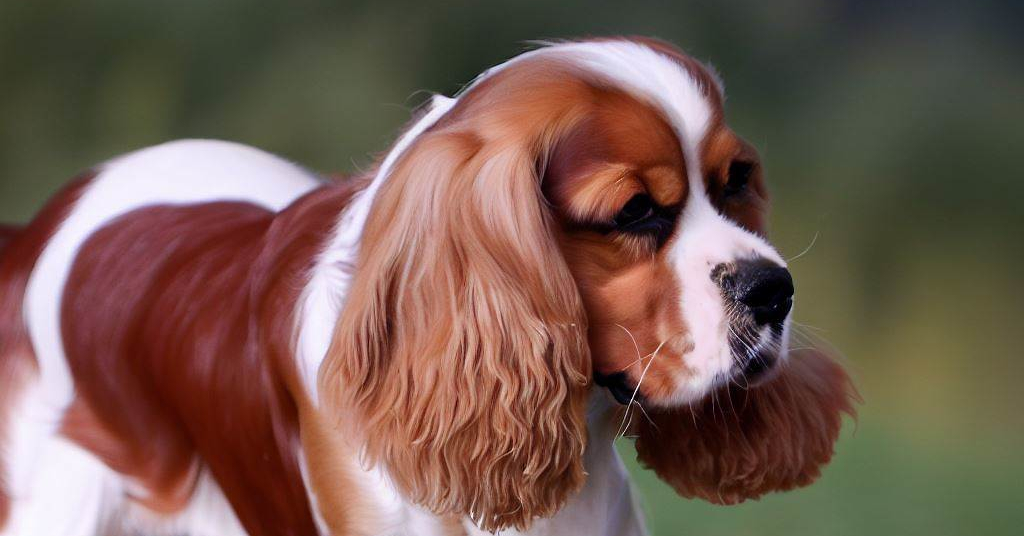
(716, 258), (794, 386)
(727, 314), (786, 385)
(594, 319), (788, 407)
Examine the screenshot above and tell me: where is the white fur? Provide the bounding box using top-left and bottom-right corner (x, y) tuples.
(353, 466), (458, 536)
(467, 40), (713, 189)
(11, 139), (319, 535)
(2, 429), (123, 536)
(544, 41), (715, 179)
(116, 470), (248, 536)
(297, 453), (332, 536)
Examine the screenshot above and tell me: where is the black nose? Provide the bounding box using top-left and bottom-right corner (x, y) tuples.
(729, 260), (794, 326)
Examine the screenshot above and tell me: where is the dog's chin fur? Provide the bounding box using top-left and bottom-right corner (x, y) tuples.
(631, 348), (857, 505)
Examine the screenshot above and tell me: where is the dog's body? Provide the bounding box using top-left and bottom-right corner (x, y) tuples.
(0, 141), (326, 536)
(0, 140), (644, 536)
(0, 39), (854, 536)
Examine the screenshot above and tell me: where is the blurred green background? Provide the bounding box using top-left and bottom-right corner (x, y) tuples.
(2, 1), (1022, 534)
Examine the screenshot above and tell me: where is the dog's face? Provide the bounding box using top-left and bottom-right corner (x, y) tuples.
(533, 44), (788, 409)
(546, 80), (791, 408)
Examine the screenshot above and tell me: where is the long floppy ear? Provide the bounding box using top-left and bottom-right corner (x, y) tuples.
(631, 348), (856, 504)
(319, 128), (590, 531)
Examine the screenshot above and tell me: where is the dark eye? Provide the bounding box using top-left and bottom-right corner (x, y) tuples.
(724, 161), (754, 197)
(613, 194), (655, 228)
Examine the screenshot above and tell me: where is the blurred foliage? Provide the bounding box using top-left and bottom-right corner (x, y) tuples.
(2, 1), (1022, 534)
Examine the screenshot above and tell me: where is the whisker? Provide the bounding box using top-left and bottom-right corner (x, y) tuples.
(615, 353), (655, 373)
(791, 320), (826, 333)
(613, 323), (648, 372)
(620, 404), (635, 439)
(786, 230), (820, 263)
(617, 338), (668, 437)
(632, 399), (658, 430)
(726, 325), (754, 390)
(711, 380), (724, 424)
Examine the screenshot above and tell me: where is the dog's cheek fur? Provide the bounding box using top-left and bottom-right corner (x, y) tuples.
(632, 348), (856, 504)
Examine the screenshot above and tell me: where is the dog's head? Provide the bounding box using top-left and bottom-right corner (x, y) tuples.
(320, 37), (855, 531)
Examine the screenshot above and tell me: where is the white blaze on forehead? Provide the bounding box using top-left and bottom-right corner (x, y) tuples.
(545, 42), (715, 186)
(476, 40), (716, 185)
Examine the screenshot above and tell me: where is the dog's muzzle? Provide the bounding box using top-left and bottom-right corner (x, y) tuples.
(715, 258), (794, 381)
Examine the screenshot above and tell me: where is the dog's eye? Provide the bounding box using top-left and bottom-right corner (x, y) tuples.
(606, 193), (676, 245)
(614, 194), (655, 229)
(724, 161), (754, 197)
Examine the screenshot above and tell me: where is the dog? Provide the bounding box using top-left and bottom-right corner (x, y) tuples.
(0, 37), (855, 536)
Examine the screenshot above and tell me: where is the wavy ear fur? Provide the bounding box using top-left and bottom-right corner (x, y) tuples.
(632, 348), (856, 504)
(320, 128), (590, 531)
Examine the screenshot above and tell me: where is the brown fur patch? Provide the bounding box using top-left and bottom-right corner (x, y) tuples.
(58, 179), (360, 535)
(631, 349), (857, 503)
(61, 201), (309, 534)
(545, 86), (687, 221)
(254, 178), (374, 535)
